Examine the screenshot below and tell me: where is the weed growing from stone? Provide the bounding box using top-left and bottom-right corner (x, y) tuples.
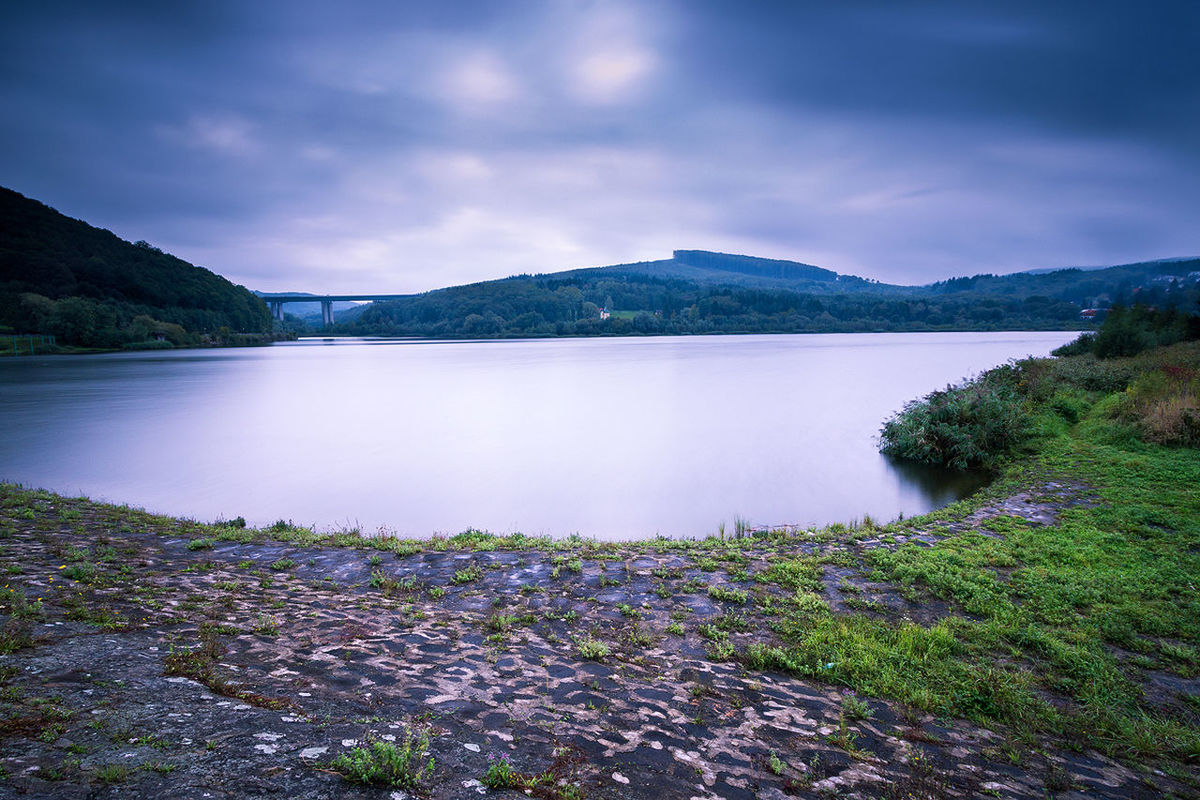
(328, 730), (434, 790)
(706, 640), (735, 661)
(451, 564), (484, 584)
(842, 691), (875, 721)
(95, 763), (129, 783)
(575, 636), (610, 660)
(481, 752), (520, 788)
(60, 561), (96, 582)
(626, 623), (655, 647)
(0, 619), (34, 654)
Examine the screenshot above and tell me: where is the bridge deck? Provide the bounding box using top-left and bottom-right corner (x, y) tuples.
(258, 294), (410, 303)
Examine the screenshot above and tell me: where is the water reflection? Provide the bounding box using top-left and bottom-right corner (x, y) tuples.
(883, 456), (993, 509)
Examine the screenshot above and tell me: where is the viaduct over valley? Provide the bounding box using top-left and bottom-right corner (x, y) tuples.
(258, 294), (410, 326)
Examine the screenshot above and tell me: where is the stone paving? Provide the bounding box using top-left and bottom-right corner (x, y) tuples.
(0, 483), (1189, 799)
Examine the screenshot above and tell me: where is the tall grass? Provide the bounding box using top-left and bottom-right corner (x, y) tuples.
(1122, 364), (1200, 446)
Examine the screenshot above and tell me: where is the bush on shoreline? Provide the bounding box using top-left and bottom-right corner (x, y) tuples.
(879, 366), (1029, 470)
(881, 338), (1200, 470)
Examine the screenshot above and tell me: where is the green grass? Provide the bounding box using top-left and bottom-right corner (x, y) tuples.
(733, 342), (1200, 764)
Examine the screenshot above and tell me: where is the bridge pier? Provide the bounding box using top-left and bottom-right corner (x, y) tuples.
(260, 293), (406, 326)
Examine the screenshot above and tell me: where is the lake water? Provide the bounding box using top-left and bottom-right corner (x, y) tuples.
(0, 331), (1076, 540)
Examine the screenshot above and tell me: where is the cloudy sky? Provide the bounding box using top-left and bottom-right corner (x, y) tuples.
(2, 1), (1197, 292)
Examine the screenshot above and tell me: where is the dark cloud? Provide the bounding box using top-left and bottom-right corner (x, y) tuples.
(1, 0), (1196, 291)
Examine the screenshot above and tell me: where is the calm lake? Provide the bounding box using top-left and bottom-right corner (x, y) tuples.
(0, 331), (1076, 540)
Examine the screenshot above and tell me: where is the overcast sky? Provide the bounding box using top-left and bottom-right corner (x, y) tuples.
(2, 1), (1197, 292)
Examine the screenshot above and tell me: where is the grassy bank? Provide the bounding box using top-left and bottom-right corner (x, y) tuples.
(864, 341), (1200, 767)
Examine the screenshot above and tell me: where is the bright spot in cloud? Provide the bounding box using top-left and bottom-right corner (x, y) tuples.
(414, 151), (494, 184)
(439, 52), (520, 108)
(573, 48), (654, 103)
(157, 115), (258, 156)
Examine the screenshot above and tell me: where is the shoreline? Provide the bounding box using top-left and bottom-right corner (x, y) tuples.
(0, 325), (1087, 358)
(1, 343), (1197, 798)
(1, 439), (1195, 798)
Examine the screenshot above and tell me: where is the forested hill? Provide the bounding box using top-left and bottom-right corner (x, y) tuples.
(0, 186), (270, 347)
(340, 250), (1200, 339)
(551, 249), (882, 292)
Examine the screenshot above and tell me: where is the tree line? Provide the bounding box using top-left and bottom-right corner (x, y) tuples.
(333, 274), (1091, 338)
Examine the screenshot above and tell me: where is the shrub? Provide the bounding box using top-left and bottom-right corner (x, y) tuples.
(879, 368), (1029, 470)
(1051, 332), (1096, 357)
(329, 731), (434, 789)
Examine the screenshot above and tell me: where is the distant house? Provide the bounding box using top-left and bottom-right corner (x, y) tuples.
(1079, 308), (1107, 321)
(599, 307), (611, 321)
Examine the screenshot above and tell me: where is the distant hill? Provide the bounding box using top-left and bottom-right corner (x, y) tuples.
(554, 249), (891, 292)
(340, 250), (1199, 339)
(0, 186), (270, 347)
(927, 259), (1200, 305)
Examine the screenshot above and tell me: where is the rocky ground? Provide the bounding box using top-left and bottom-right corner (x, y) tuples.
(0, 483), (1190, 799)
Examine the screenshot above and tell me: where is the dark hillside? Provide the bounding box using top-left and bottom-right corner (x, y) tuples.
(0, 186), (270, 346)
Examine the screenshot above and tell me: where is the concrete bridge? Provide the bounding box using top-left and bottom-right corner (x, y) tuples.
(258, 294), (410, 326)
